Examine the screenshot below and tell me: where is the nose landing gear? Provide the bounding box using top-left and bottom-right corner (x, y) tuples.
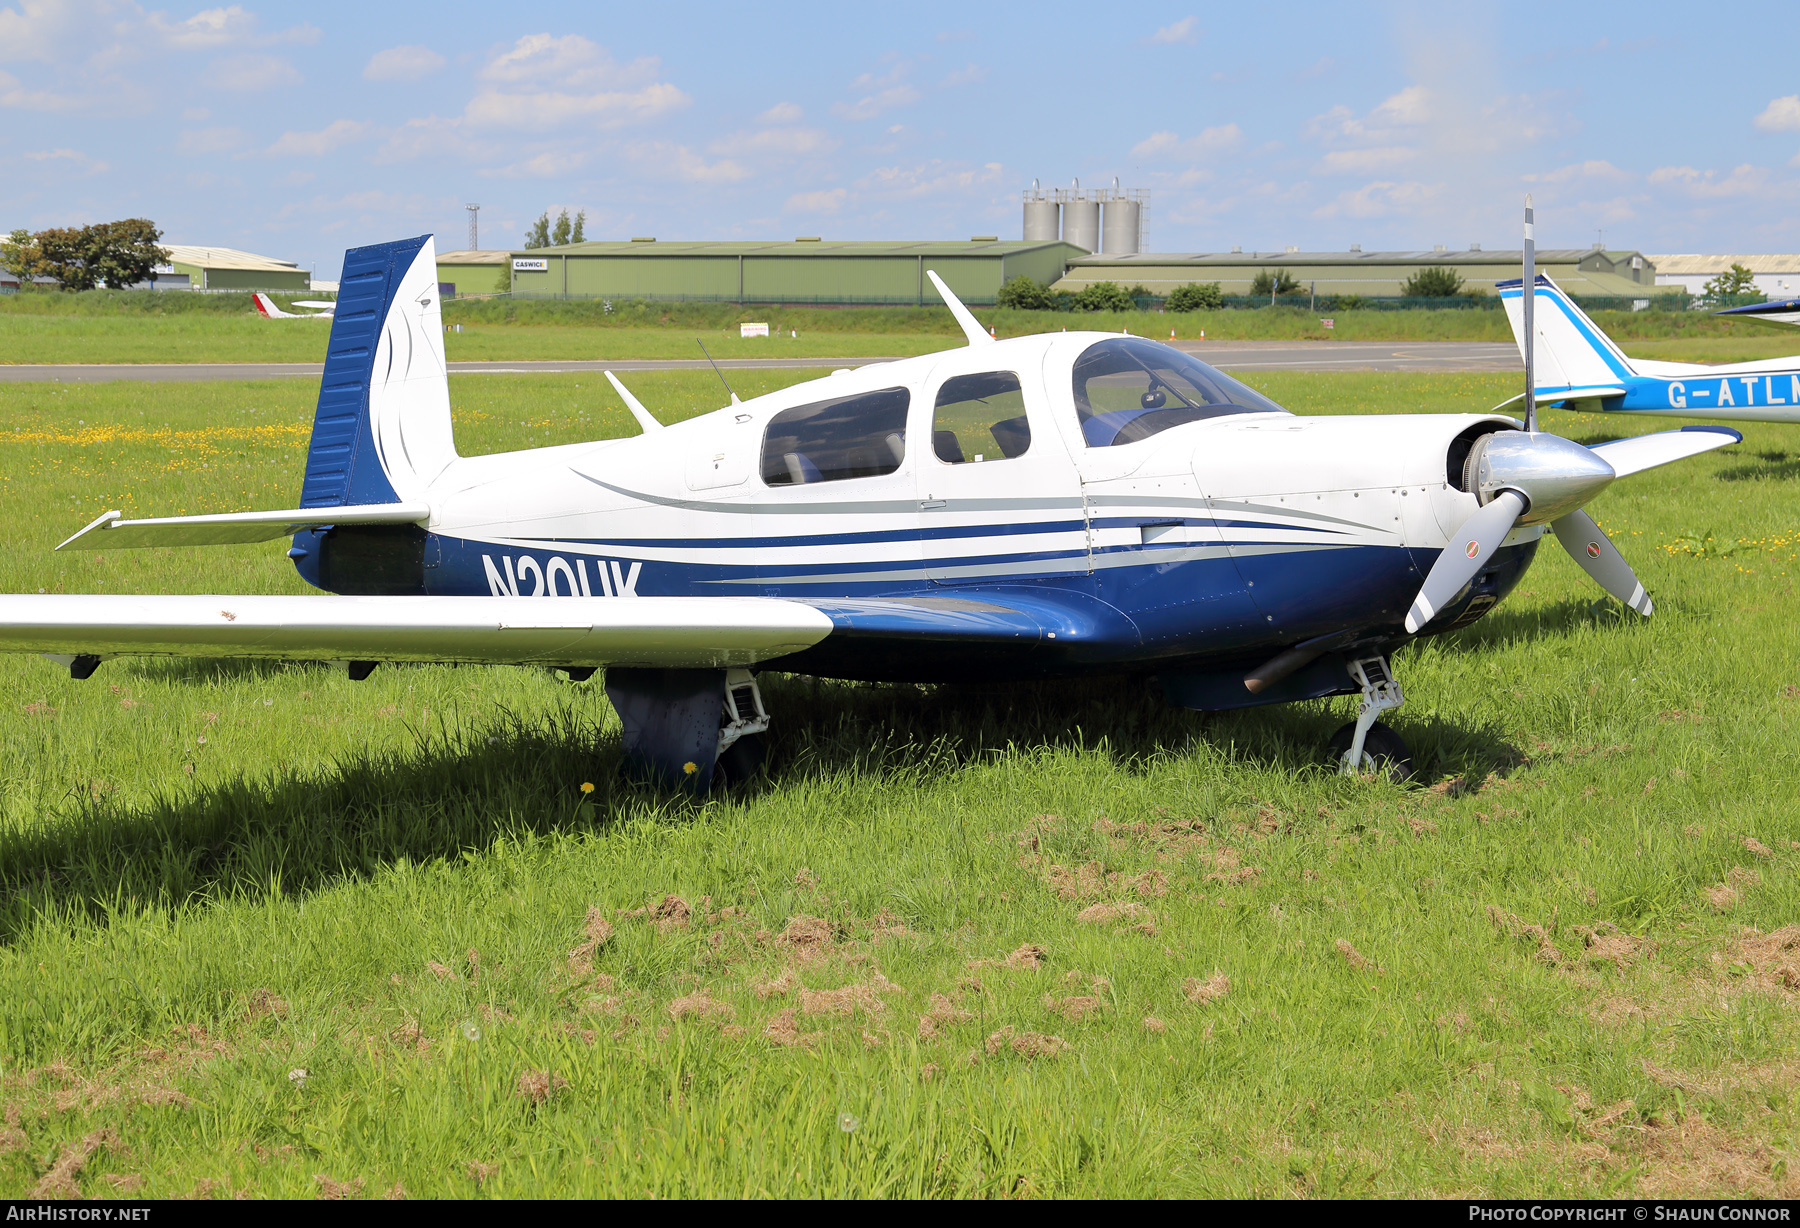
(1327, 655), (1413, 781)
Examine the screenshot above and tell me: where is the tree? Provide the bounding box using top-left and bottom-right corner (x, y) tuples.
(1074, 281), (1134, 312)
(1700, 262), (1762, 306)
(9, 219), (168, 291)
(1250, 268), (1302, 298)
(1167, 282), (1224, 312)
(523, 213), (551, 249)
(551, 210), (572, 247)
(1401, 266), (1464, 298)
(570, 210), (586, 244)
(0, 229), (40, 281)
(995, 274), (1054, 310)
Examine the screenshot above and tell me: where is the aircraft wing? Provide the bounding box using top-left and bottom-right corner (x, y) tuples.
(0, 594), (832, 669)
(58, 504), (430, 550)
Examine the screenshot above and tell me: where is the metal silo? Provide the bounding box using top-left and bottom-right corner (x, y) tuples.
(1102, 197), (1141, 254)
(1022, 180), (1060, 242)
(1061, 180), (1099, 253)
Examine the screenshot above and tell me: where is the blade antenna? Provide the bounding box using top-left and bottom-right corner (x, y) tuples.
(696, 338), (740, 405)
(603, 370), (664, 433)
(1523, 194), (1537, 434)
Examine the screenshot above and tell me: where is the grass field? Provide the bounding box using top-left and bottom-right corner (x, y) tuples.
(0, 370), (1799, 1197)
(6, 289), (1798, 366)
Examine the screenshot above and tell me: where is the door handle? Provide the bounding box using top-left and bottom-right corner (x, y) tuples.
(920, 499), (947, 509)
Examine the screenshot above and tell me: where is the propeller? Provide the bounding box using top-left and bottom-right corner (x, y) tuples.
(1402, 200), (1741, 634)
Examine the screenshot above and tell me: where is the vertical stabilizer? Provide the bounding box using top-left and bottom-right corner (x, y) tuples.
(1499, 274), (1635, 400)
(299, 235), (458, 511)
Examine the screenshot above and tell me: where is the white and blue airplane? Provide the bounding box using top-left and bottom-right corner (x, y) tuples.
(0, 235), (1745, 789)
(1500, 275), (1800, 421)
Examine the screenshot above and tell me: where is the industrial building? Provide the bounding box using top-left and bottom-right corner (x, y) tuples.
(435, 248), (508, 296)
(1052, 245), (1668, 300)
(1649, 254), (1800, 300)
(503, 238), (1086, 306)
(1023, 181), (1148, 254)
(150, 245), (311, 291)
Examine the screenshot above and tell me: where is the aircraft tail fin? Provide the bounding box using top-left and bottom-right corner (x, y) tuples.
(253, 292), (292, 319)
(1499, 274), (1635, 401)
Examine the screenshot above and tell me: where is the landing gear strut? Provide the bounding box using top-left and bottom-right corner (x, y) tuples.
(714, 669), (770, 787)
(1327, 655), (1413, 781)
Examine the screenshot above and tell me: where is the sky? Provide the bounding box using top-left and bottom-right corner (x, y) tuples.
(4, 0), (1799, 281)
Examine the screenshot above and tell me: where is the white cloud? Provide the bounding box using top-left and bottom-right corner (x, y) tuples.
(785, 188), (846, 214)
(854, 160), (1004, 199)
(1647, 163), (1770, 198)
(940, 63), (987, 87)
(1149, 16), (1200, 44)
(1754, 96), (1800, 134)
(209, 53), (301, 91)
(1313, 180), (1445, 219)
(364, 45), (445, 83)
(1315, 146), (1418, 175)
(265, 120), (374, 158)
(0, 67), (77, 110)
(24, 147), (106, 174)
(464, 34), (687, 130)
(1132, 124), (1241, 159)
(480, 151), (587, 179)
(1523, 159), (1632, 185)
(711, 127), (838, 157)
(176, 125), (246, 155)
(625, 141), (750, 184)
(758, 101), (803, 124)
(833, 59), (922, 121)
(1306, 85), (1431, 148)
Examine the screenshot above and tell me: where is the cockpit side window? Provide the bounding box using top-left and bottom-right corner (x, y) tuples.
(761, 386), (910, 486)
(1071, 337), (1286, 447)
(930, 371), (1031, 465)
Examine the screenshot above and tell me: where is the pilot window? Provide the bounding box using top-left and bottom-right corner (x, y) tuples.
(931, 371), (1031, 465)
(1071, 337), (1286, 447)
(761, 386), (910, 486)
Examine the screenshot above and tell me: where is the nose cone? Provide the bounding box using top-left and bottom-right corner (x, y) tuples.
(1474, 431), (1615, 525)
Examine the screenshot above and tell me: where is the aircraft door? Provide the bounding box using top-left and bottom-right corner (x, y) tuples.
(916, 367), (1088, 584)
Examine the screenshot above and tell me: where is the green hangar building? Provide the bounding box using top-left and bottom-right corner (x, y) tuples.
(1052, 245), (1669, 300)
(503, 238), (1087, 306)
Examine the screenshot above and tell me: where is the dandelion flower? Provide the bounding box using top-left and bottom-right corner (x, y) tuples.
(838, 1112), (859, 1134)
(682, 761), (698, 775)
(580, 782), (595, 794)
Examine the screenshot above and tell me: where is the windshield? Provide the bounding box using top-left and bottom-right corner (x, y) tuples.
(1071, 337), (1287, 447)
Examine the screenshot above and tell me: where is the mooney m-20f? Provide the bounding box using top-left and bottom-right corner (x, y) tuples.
(0, 235), (1743, 788)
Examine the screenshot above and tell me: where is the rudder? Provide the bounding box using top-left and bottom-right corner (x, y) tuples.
(1499, 274), (1635, 400)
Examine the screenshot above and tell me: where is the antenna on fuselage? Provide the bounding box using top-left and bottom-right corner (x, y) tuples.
(926, 269), (995, 347)
(603, 370), (664, 434)
(695, 338), (740, 405)
(1523, 194), (1537, 434)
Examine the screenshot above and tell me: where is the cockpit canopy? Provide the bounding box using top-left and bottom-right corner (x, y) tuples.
(1072, 337), (1287, 447)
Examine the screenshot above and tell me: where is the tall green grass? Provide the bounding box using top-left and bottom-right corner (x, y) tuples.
(0, 372), (1796, 1196)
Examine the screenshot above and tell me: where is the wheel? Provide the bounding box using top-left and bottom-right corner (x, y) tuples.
(1326, 720), (1414, 782)
(713, 732), (766, 787)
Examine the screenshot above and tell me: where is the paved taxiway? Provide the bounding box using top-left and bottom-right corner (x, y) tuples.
(0, 341), (1521, 384)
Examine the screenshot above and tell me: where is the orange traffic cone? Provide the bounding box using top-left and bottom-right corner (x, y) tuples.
(1198, 329), (1205, 340)
(989, 326), (996, 338)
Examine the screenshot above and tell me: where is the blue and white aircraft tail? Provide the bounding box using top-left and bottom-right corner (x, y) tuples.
(1500, 274), (1800, 422)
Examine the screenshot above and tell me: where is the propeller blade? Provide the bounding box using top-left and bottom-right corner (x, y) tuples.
(1405, 490), (1526, 634)
(1551, 509), (1651, 616)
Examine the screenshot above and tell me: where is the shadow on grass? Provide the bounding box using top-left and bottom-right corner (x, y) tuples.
(0, 667), (1536, 942)
(1716, 450), (1800, 483)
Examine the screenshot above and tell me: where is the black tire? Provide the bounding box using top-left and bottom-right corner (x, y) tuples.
(1326, 720), (1414, 782)
(713, 732), (766, 788)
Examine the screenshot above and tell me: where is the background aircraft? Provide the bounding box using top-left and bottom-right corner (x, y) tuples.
(1500, 276), (1800, 421)
(253, 292), (336, 320)
(0, 235), (1741, 790)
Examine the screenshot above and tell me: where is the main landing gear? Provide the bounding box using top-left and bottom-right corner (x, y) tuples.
(1326, 655), (1413, 782)
(603, 665), (770, 793)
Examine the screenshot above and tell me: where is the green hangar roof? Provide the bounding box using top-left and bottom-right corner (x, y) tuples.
(503, 238), (1087, 306)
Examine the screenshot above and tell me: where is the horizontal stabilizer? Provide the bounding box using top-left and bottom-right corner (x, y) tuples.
(1715, 297), (1800, 328)
(1587, 425), (1742, 478)
(0, 594), (832, 669)
(57, 503), (431, 550)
